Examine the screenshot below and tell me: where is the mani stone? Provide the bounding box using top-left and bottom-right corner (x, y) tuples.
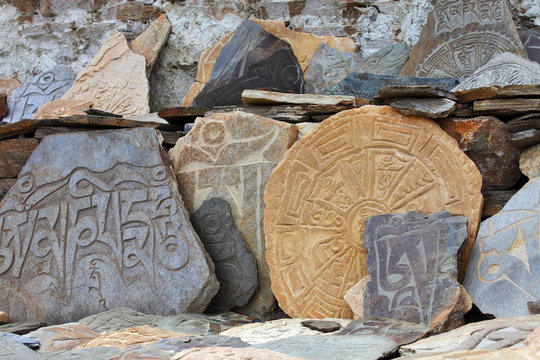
(129, 14), (172, 76)
(0, 94), (7, 119)
(169, 111), (297, 318)
(0, 128), (218, 324)
(155, 312), (254, 336)
(388, 97), (457, 118)
(0, 138), (39, 177)
(61, 32), (150, 116)
(33, 99), (93, 119)
(323, 72), (458, 100)
(520, 144), (540, 179)
(191, 197), (259, 313)
(26, 323), (98, 352)
(520, 27), (540, 63)
(337, 318), (431, 346)
(400, 0), (526, 79)
(171, 347), (305, 360)
(79, 307), (164, 334)
(363, 212), (471, 333)
(4, 66), (75, 124)
(464, 177), (540, 318)
(264, 105), (483, 319)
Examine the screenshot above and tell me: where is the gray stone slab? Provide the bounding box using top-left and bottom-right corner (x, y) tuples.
(520, 27), (540, 64)
(389, 97), (457, 118)
(1, 332), (40, 350)
(336, 318), (431, 346)
(252, 335), (399, 360)
(0, 321), (45, 335)
(156, 335), (250, 352)
(0, 335), (40, 359)
(300, 320), (341, 333)
(364, 212), (470, 332)
(79, 307), (163, 334)
(191, 197), (259, 312)
(4, 66), (74, 123)
(464, 177), (540, 318)
(0, 128), (219, 324)
(155, 312), (254, 336)
(362, 42), (410, 76)
(42, 347), (119, 360)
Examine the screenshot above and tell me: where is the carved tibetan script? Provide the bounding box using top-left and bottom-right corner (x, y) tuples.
(0, 128), (217, 324)
(264, 106), (483, 319)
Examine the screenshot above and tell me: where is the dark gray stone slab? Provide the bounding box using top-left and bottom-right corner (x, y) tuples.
(300, 320), (341, 333)
(79, 307), (163, 334)
(364, 212), (469, 332)
(336, 318), (431, 346)
(0, 128), (219, 324)
(0, 335), (40, 359)
(0, 321), (45, 335)
(4, 66), (74, 124)
(389, 97), (457, 118)
(1, 332), (40, 350)
(191, 197), (259, 312)
(155, 312), (254, 336)
(520, 27), (540, 64)
(324, 73), (458, 100)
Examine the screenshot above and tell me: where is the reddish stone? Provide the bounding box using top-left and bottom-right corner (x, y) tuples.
(12, 0), (39, 12)
(0, 94), (7, 119)
(114, 3), (162, 22)
(0, 138), (39, 178)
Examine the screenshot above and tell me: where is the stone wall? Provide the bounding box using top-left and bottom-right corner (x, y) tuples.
(1, 0), (539, 111)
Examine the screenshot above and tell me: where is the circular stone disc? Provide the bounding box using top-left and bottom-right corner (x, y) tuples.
(263, 105), (483, 318)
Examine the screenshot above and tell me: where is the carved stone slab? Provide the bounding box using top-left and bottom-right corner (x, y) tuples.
(520, 27), (540, 63)
(464, 177), (540, 318)
(264, 106), (483, 318)
(170, 111), (297, 317)
(62, 32), (150, 116)
(33, 99), (93, 119)
(4, 66), (74, 123)
(336, 318), (430, 346)
(26, 323), (98, 352)
(363, 212), (471, 332)
(0, 128), (218, 324)
(191, 197), (258, 312)
(129, 14), (171, 76)
(79, 307), (164, 334)
(172, 347), (304, 360)
(400, 0), (526, 79)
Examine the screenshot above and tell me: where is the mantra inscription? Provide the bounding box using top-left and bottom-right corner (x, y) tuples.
(434, 0), (505, 35)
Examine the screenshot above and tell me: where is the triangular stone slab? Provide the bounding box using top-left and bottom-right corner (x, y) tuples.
(520, 27), (540, 64)
(0, 128), (218, 324)
(264, 105), (483, 318)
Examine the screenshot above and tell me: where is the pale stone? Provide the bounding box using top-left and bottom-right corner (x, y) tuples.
(0, 335), (40, 359)
(33, 99), (93, 119)
(264, 105), (483, 318)
(400, 346), (540, 360)
(0, 311), (7, 324)
(41, 347), (119, 360)
(79, 307), (164, 334)
(343, 276), (370, 319)
(172, 347), (305, 360)
(169, 111), (297, 318)
(520, 144), (540, 179)
(464, 177), (540, 318)
(129, 14), (172, 76)
(155, 312), (253, 336)
(0, 128), (218, 324)
(182, 82), (205, 107)
(241, 90), (355, 106)
(0, 77), (22, 99)
(296, 123), (319, 140)
(27, 323), (98, 352)
(337, 318), (431, 346)
(62, 32), (150, 116)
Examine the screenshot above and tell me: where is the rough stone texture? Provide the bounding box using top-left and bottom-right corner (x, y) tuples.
(343, 276), (370, 319)
(0, 138), (39, 178)
(134, 335), (250, 356)
(376, 85), (456, 101)
(455, 84), (540, 104)
(511, 129), (540, 149)
(4, 66), (74, 124)
(0, 335), (41, 359)
(400, 315), (540, 356)
(364, 212), (471, 333)
(33, 99), (93, 119)
(300, 320), (341, 333)
(0, 128), (218, 324)
(520, 27), (540, 63)
(0, 312), (7, 324)
(252, 335), (399, 360)
(0, 78), (22, 100)
(156, 313), (254, 336)
(1, 332), (40, 350)
(0, 94), (6, 120)
(474, 98), (540, 117)
(264, 106), (483, 319)
(389, 98), (457, 118)
(400, 0), (526, 79)
(324, 72), (458, 100)
(337, 318), (430, 345)
(0, 321), (45, 335)
(220, 318), (352, 345)
(296, 123), (318, 140)
(79, 307), (164, 334)
(129, 14), (172, 76)
(42, 347), (119, 360)
(172, 347), (305, 360)
(169, 111), (297, 318)
(464, 177), (540, 318)
(520, 144), (540, 179)
(62, 32), (149, 116)
(242, 90), (355, 106)
(191, 197), (258, 313)
(439, 116), (522, 190)
(401, 347), (540, 359)
(27, 323), (98, 352)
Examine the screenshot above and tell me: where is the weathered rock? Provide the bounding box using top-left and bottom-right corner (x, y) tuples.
(343, 276), (370, 319)
(0, 77), (22, 100)
(0, 94), (7, 119)
(454, 84), (540, 103)
(42, 347), (119, 360)
(62, 32), (149, 116)
(79, 308), (162, 334)
(337, 318), (431, 345)
(389, 97), (457, 118)
(129, 14), (171, 76)
(362, 42), (411, 76)
(220, 318), (352, 345)
(0, 178), (14, 203)
(33, 99), (93, 119)
(172, 347), (305, 360)
(520, 27), (540, 64)
(1, 332), (40, 350)
(300, 320), (341, 333)
(0, 128), (218, 324)
(473, 98), (540, 116)
(252, 335), (399, 360)
(376, 85), (456, 101)
(439, 116), (522, 190)
(400, 315), (540, 356)
(191, 197), (258, 312)
(242, 90), (355, 106)
(155, 312), (253, 336)
(0, 321), (45, 335)
(26, 323), (98, 352)
(150, 335), (249, 353)
(324, 72), (458, 100)
(507, 113), (540, 133)
(363, 212), (471, 333)
(0, 138), (39, 177)
(400, 0), (526, 79)
(0, 335), (40, 359)
(482, 190), (518, 217)
(0, 312), (7, 324)
(4, 66), (74, 123)
(296, 123), (319, 140)
(520, 144), (540, 179)
(264, 106), (483, 318)
(511, 129), (540, 149)
(170, 111), (297, 317)
(465, 177), (540, 318)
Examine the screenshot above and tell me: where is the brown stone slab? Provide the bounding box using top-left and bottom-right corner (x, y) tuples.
(482, 190), (517, 217)
(241, 90), (356, 106)
(510, 129), (540, 149)
(375, 85), (457, 101)
(455, 84), (540, 103)
(129, 14), (171, 76)
(507, 113), (540, 133)
(264, 105), (483, 319)
(0, 94), (7, 119)
(157, 107), (207, 122)
(0, 138), (39, 177)
(473, 98), (540, 115)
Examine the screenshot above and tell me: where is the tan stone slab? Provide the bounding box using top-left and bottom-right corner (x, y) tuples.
(169, 111), (297, 318)
(520, 143), (540, 179)
(62, 32), (149, 116)
(402, 346), (540, 360)
(264, 105), (483, 319)
(130, 14), (172, 76)
(182, 82), (204, 107)
(0, 77), (22, 99)
(33, 99), (93, 119)
(455, 84), (540, 103)
(343, 276), (370, 319)
(473, 98), (540, 115)
(242, 90), (356, 106)
(172, 347), (305, 360)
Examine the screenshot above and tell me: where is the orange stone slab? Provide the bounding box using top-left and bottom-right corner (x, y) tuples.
(264, 105), (483, 319)
(130, 14), (172, 76)
(33, 99), (93, 119)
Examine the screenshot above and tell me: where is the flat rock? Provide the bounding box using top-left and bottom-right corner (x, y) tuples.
(520, 27), (540, 63)
(439, 116), (522, 190)
(264, 106), (483, 318)
(400, 315), (540, 356)
(33, 99), (93, 119)
(400, 0), (526, 79)
(0, 335), (40, 359)
(401, 347), (540, 360)
(473, 98), (540, 116)
(0, 77), (22, 99)
(42, 347), (119, 360)
(389, 97), (457, 118)
(511, 129), (540, 149)
(169, 111), (297, 318)
(337, 318), (430, 345)
(252, 335), (399, 360)
(0, 321), (45, 335)
(155, 312), (253, 336)
(26, 323), (98, 352)
(78, 307), (163, 334)
(520, 144), (540, 179)
(507, 113), (540, 133)
(455, 84), (540, 103)
(1, 332), (40, 350)
(324, 72), (458, 100)
(129, 14), (171, 76)
(172, 347), (305, 360)
(0, 128), (218, 323)
(242, 90), (355, 106)
(465, 177), (540, 318)
(4, 66), (74, 123)
(482, 190), (518, 217)
(376, 85), (456, 101)
(62, 32), (149, 116)
(150, 335), (249, 353)
(364, 212), (471, 333)
(0, 138), (39, 177)
(343, 276), (370, 319)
